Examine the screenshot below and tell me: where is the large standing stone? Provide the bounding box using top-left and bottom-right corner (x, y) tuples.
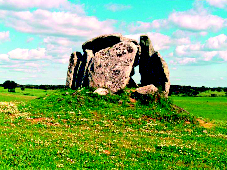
(88, 41), (138, 92)
(66, 52), (81, 89)
(139, 35), (170, 97)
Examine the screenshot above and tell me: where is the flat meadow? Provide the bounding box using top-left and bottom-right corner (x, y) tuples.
(0, 87), (226, 169)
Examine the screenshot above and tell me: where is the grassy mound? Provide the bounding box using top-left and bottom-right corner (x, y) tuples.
(19, 88), (196, 125)
(0, 88), (226, 169)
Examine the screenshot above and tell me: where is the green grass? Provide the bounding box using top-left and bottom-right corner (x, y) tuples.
(0, 87), (55, 102)
(172, 96), (227, 121)
(0, 88), (226, 169)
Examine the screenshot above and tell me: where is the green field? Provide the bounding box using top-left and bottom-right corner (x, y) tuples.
(0, 88), (226, 169)
(0, 87), (55, 102)
(172, 96), (227, 121)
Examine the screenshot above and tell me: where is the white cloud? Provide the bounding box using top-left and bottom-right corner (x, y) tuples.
(202, 51), (218, 61)
(7, 48), (51, 60)
(147, 32), (171, 51)
(169, 11), (225, 31)
(175, 43), (202, 56)
(204, 34), (227, 50)
(0, 31), (10, 42)
(175, 37), (191, 45)
(129, 7), (226, 33)
(129, 20), (169, 33)
(170, 57), (197, 65)
(219, 51), (227, 61)
(0, 9), (115, 41)
(0, 0), (85, 13)
(206, 0), (227, 9)
(126, 32), (227, 66)
(125, 32), (171, 51)
(175, 45), (188, 56)
(169, 33), (227, 65)
(178, 57), (196, 65)
(24, 62), (40, 67)
(105, 3), (131, 12)
(44, 36), (76, 47)
(0, 54), (9, 61)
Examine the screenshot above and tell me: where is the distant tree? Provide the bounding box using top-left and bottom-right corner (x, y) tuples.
(3, 80), (17, 92)
(3, 80), (11, 89)
(216, 87), (222, 92)
(21, 86), (25, 91)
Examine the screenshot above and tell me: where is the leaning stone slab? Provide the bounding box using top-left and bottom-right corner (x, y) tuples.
(88, 41), (138, 93)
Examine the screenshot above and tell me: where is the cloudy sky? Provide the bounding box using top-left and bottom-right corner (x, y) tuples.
(0, 0), (226, 87)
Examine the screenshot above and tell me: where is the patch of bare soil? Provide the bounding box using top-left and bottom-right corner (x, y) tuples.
(197, 119), (214, 129)
(26, 117), (60, 126)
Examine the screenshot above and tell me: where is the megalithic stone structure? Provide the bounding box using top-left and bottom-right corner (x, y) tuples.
(66, 33), (170, 97)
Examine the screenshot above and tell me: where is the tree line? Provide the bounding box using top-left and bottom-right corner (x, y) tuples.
(1, 80), (226, 96)
(169, 85), (227, 96)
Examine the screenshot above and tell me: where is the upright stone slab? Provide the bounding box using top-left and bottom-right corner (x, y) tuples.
(139, 35), (155, 86)
(139, 35), (170, 97)
(66, 52), (80, 88)
(88, 41), (138, 92)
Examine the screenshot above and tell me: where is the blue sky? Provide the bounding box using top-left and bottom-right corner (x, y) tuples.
(0, 0), (226, 87)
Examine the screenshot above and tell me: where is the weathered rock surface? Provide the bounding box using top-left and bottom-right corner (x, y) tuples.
(93, 88), (109, 95)
(66, 33), (170, 97)
(136, 84), (158, 95)
(88, 41), (138, 92)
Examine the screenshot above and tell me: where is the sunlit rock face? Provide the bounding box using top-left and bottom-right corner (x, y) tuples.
(66, 33), (170, 97)
(88, 41), (138, 93)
